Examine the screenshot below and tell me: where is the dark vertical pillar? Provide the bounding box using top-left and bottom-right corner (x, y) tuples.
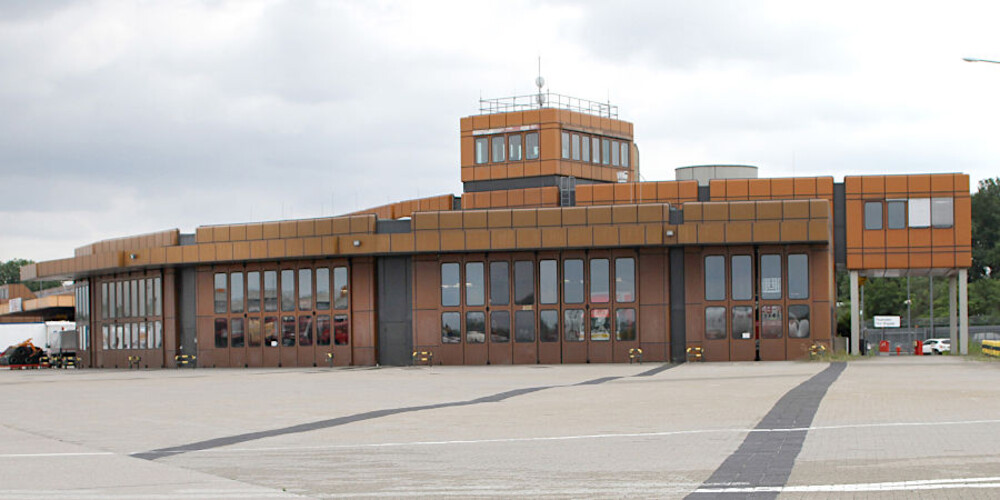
(179, 267), (197, 361)
(377, 256), (413, 366)
(669, 247), (687, 363)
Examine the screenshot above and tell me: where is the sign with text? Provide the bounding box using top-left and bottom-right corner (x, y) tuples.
(873, 315), (901, 328)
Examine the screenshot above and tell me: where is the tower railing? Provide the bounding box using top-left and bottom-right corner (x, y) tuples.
(479, 92), (618, 119)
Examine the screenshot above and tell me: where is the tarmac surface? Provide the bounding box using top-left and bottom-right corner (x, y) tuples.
(1, 356), (999, 499)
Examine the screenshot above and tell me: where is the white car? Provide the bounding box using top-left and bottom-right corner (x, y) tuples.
(922, 338), (951, 355)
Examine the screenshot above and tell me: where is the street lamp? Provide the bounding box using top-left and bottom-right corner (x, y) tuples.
(964, 57), (1000, 64)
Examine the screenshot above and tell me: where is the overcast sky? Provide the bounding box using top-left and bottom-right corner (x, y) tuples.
(2, 0), (999, 262)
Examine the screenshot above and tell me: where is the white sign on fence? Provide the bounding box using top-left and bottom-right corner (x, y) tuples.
(873, 315), (901, 328)
(8, 298), (21, 313)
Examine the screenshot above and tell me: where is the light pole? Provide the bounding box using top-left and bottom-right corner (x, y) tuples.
(964, 57), (1000, 64)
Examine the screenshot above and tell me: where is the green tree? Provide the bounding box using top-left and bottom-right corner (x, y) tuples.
(972, 177), (1000, 280)
(0, 259), (32, 286)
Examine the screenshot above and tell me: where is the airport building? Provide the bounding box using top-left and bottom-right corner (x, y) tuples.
(14, 92), (972, 368)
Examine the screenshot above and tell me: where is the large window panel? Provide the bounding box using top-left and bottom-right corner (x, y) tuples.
(298, 269), (313, 311)
(153, 321), (162, 349)
(264, 316), (278, 347)
(591, 136), (600, 164)
(581, 136), (590, 162)
(571, 133), (581, 160)
(514, 310), (535, 342)
(280, 270), (295, 312)
(214, 273), (227, 314)
(130, 280), (138, 318)
(138, 280), (146, 317)
(466, 311), (486, 344)
(214, 318), (228, 348)
(492, 135), (506, 162)
(539, 260), (558, 304)
(442, 312), (461, 344)
(611, 140), (620, 166)
(231, 272), (244, 314)
(490, 311), (510, 343)
(932, 198), (953, 228)
(590, 258), (609, 303)
(761, 305), (783, 339)
(564, 309), (585, 342)
(101, 283), (108, 319)
(334, 314), (349, 345)
(732, 306), (753, 340)
(153, 277), (162, 316)
(561, 131), (570, 159)
(539, 310), (559, 342)
(123, 280), (131, 317)
(281, 315), (296, 346)
(760, 254), (782, 300)
(489, 261), (509, 306)
(563, 259), (584, 304)
(525, 132), (539, 160)
(888, 200), (907, 229)
(789, 305), (810, 338)
(621, 142), (629, 167)
(601, 138), (611, 164)
(508, 134), (522, 161)
(465, 262), (485, 306)
(514, 260), (534, 306)
(264, 271), (278, 312)
(908, 198), (930, 228)
(864, 201), (883, 230)
(231, 318), (245, 348)
(247, 271), (261, 313)
(333, 267), (349, 309)
(615, 308), (636, 341)
(441, 263), (461, 307)
(788, 254), (809, 299)
(590, 309), (610, 341)
(315, 268), (329, 310)
(298, 315), (313, 346)
(248, 317), (262, 347)
(615, 258), (635, 303)
(704, 256), (726, 301)
(475, 137), (488, 164)
(731, 255), (753, 301)
(316, 315), (330, 346)
(705, 307), (726, 340)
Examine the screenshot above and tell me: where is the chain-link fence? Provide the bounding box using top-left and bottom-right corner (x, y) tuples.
(860, 326), (1000, 355)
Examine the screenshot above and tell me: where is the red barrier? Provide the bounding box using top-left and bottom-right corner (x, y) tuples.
(915, 340), (923, 356)
(879, 340), (890, 353)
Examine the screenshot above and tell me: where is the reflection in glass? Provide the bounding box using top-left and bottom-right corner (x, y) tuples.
(475, 137), (488, 164)
(590, 309), (611, 341)
(515, 310), (535, 342)
(490, 311), (510, 343)
(526, 132), (539, 160)
(540, 310), (559, 342)
(316, 315), (331, 345)
(615, 308), (636, 341)
(705, 307), (726, 340)
(316, 268), (330, 310)
(705, 256), (725, 301)
(231, 272), (244, 314)
(788, 254), (809, 299)
(732, 306), (753, 340)
(789, 305), (810, 338)
(138, 322), (147, 349)
(564, 309), (585, 342)
(492, 135), (506, 162)
(138, 279), (146, 317)
(154, 277), (162, 316)
(466, 311), (485, 344)
(564, 259), (584, 304)
(441, 263), (461, 307)
(123, 280), (131, 317)
(561, 132), (570, 159)
(214, 318), (228, 348)
(281, 315), (296, 346)
(761, 305), (783, 339)
(489, 262), (509, 306)
(247, 271), (261, 313)
(760, 255), (782, 300)
(298, 269), (312, 311)
(932, 197), (953, 228)
(298, 315), (313, 346)
(466, 262), (485, 306)
(731, 255), (752, 301)
(864, 201), (882, 230)
(334, 314), (349, 345)
(264, 316), (278, 347)
(615, 258), (635, 302)
(908, 198), (930, 228)
(582, 136), (591, 162)
(571, 134), (581, 160)
(514, 261), (534, 305)
(333, 267), (349, 309)
(888, 200), (907, 229)
(153, 320), (162, 349)
(264, 271), (278, 312)
(231, 318), (245, 348)
(248, 317), (262, 347)
(539, 260), (558, 304)
(509, 134), (522, 161)
(442, 312), (461, 343)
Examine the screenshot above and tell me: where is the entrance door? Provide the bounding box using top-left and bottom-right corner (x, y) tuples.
(377, 257), (413, 366)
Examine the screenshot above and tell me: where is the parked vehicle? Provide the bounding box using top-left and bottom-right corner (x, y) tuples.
(922, 338), (951, 355)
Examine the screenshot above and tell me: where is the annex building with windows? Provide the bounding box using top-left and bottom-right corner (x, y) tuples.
(15, 92), (973, 368)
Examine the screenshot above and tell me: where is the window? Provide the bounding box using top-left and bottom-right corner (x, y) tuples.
(515, 310), (535, 342)
(116, 281), (123, 317)
(441, 263), (461, 307)
(154, 277), (161, 316)
(509, 134), (522, 161)
(465, 262), (485, 306)
(214, 318), (228, 348)
(582, 136), (591, 162)
(102, 325), (109, 350)
(264, 271), (278, 312)
(731, 255), (752, 301)
(789, 305), (810, 338)
(602, 138), (611, 164)
(888, 200), (907, 229)
(281, 315), (296, 346)
(908, 198), (930, 228)
(315, 268), (329, 310)
(526, 132), (539, 160)
(592, 137), (600, 164)
(153, 321), (162, 349)
(615, 308), (636, 341)
(732, 306), (753, 339)
(298, 315), (313, 346)
(492, 135), (506, 162)
(264, 316), (278, 347)
(572, 134), (581, 160)
(704, 256), (725, 301)
(214, 273), (227, 314)
(788, 254), (809, 299)
(615, 258), (635, 302)
(123, 280), (131, 317)
(248, 317), (262, 347)
(564, 259), (584, 304)
(761, 305), (782, 339)
(932, 198), (953, 228)
(298, 269), (312, 311)
(590, 259), (609, 303)
(101, 283), (108, 319)
(760, 254), (782, 300)
(231, 272), (244, 314)
(540, 310), (559, 342)
(590, 309), (610, 341)
(247, 271), (261, 313)
(539, 260), (558, 304)
(705, 307), (726, 340)
(316, 315), (330, 346)
(334, 314), (349, 345)
(138, 322), (147, 349)
(611, 140), (620, 166)
(490, 311), (510, 343)
(466, 311), (486, 344)
(489, 261), (509, 306)
(146, 279), (154, 316)
(475, 137), (488, 164)
(131, 280), (138, 317)
(864, 201), (883, 230)
(108, 282), (115, 319)
(564, 309), (585, 342)
(138, 280), (146, 317)
(561, 131), (570, 159)
(281, 270), (295, 312)
(231, 318), (245, 348)
(621, 142), (629, 167)
(514, 261), (534, 306)
(333, 267), (348, 309)
(442, 312), (461, 343)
